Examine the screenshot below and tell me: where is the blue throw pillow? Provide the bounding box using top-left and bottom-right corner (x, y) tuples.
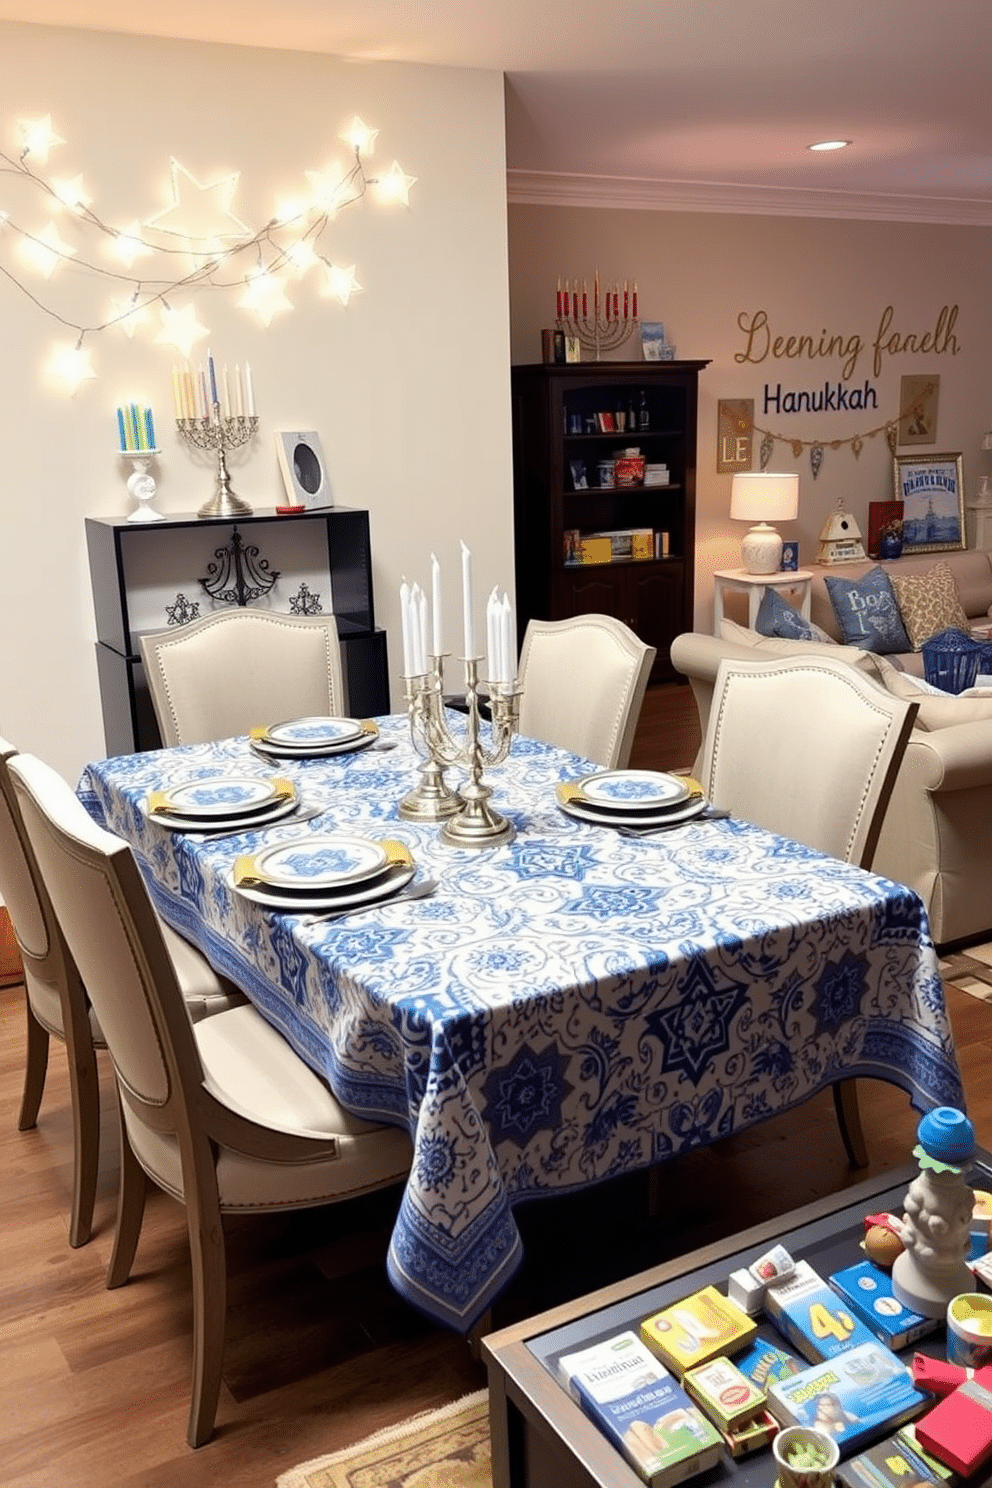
(824, 567), (912, 654)
(756, 586), (818, 640)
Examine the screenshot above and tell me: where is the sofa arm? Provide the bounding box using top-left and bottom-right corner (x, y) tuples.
(905, 720), (992, 794)
(670, 631), (761, 684)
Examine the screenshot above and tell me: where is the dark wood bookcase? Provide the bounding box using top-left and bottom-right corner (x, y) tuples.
(511, 360), (709, 681)
(85, 506), (389, 756)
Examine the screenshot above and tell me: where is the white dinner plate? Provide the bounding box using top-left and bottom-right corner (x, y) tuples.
(244, 832), (389, 890)
(149, 775), (290, 820)
(557, 792), (711, 829)
(574, 769), (692, 812)
(228, 861), (417, 912)
(249, 730), (378, 760)
(146, 793), (300, 833)
(257, 716), (370, 748)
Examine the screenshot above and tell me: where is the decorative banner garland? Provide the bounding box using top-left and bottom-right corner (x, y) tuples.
(755, 383), (937, 478)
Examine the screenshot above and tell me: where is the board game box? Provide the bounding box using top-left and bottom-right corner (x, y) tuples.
(766, 1342), (930, 1457)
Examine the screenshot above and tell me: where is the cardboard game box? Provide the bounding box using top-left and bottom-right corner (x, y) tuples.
(764, 1260), (881, 1363)
(640, 1286), (758, 1376)
(829, 1261), (940, 1351)
(558, 1330), (724, 1487)
(766, 1342), (929, 1456)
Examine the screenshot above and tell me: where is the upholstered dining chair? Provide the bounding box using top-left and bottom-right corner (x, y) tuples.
(9, 751), (413, 1449)
(697, 653), (919, 1167)
(516, 614), (656, 769)
(139, 609), (346, 747)
(0, 736), (243, 1248)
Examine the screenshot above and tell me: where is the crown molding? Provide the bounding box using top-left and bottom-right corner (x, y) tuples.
(506, 170), (992, 227)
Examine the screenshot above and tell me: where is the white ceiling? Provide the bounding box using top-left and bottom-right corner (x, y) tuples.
(2, 0), (990, 223)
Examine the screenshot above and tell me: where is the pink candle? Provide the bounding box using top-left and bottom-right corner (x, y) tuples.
(556, 277), (562, 318)
(623, 283), (629, 318)
(571, 286), (578, 319)
(582, 283), (588, 317)
(632, 283), (638, 319)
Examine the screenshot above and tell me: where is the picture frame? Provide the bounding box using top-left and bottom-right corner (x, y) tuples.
(893, 452), (965, 554)
(569, 458), (588, 490)
(275, 430), (332, 511)
(780, 541), (799, 572)
(898, 374), (940, 446)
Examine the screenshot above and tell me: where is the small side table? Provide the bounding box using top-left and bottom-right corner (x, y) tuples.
(712, 567), (814, 636)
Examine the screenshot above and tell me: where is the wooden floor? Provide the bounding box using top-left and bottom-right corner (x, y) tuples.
(2, 683), (989, 1486)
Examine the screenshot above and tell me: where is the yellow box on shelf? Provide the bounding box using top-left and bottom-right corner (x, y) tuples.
(578, 536), (613, 565)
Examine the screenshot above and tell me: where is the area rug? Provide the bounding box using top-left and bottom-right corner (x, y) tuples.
(276, 1389), (490, 1488)
(940, 942), (992, 1005)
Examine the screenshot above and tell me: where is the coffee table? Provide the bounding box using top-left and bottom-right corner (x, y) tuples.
(482, 1152), (992, 1488)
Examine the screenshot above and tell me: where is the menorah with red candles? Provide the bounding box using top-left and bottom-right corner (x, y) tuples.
(556, 270), (639, 359)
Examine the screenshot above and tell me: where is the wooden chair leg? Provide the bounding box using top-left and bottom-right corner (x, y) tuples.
(185, 1187), (228, 1448)
(65, 1031), (101, 1249)
(17, 1003), (49, 1131)
(833, 1079), (869, 1168)
(107, 1099), (147, 1289)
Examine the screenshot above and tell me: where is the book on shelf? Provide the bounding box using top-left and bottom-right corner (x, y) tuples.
(765, 1342), (929, 1457)
(764, 1259), (881, 1363)
(588, 528), (655, 562)
(828, 1261), (939, 1351)
(557, 1330), (724, 1488)
(640, 1285), (758, 1376)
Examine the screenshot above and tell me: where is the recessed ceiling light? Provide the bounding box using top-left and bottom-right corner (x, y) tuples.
(808, 139), (851, 152)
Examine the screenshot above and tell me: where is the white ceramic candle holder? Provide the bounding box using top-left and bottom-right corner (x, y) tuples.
(122, 450), (164, 523)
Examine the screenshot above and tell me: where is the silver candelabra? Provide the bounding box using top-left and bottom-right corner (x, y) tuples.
(400, 656), (521, 847)
(556, 273), (639, 360)
(177, 403), (258, 518)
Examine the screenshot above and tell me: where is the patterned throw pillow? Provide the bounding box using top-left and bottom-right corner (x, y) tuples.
(889, 562), (971, 650)
(755, 586), (818, 640)
(824, 566), (912, 654)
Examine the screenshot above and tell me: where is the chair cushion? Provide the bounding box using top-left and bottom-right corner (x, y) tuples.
(161, 923), (246, 1022)
(823, 567), (912, 654)
(755, 587), (835, 643)
(123, 1004), (412, 1213)
(890, 561), (970, 649)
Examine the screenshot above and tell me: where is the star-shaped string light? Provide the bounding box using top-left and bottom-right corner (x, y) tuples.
(154, 302), (209, 357)
(47, 340), (96, 393)
(238, 268), (293, 325)
(322, 263), (362, 306)
(108, 294), (152, 338)
(17, 114), (65, 164)
(374, 161), (417, 205)
(20, 221), (77, 278)
(108, 220), (154, 267)
(144, 157), (253, 246)
(0, 111), (416, 393)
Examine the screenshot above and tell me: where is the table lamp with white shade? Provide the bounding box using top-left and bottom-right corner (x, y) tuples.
(730, 471), (799, 574)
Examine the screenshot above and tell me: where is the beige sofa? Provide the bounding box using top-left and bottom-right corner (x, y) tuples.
(804, 549), (992, 675)
(671, 612), (992, 949)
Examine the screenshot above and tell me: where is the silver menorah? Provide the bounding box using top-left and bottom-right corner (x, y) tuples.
(177, 404), (259, 518)
(400, 656), (521, 847)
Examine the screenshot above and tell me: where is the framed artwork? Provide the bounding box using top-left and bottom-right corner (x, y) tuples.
(898, 374), (940, 446)
(275, 431), (332, 510)
(867, 500), (904, 558)
(780, 541), (799, 572)
(893, 452), (965, 554)
(569, 458), (588, 490)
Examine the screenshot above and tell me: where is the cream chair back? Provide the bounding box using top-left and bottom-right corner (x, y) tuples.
(701, 653), (918, 871)
(517, 614), (656, 769)
(139, 609), (346, 746)
(0, 735), (101, 1246)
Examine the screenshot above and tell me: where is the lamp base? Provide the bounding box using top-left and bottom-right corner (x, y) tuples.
(740, 523), (784, 574)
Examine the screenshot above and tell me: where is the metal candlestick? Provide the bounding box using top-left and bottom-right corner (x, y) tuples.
(557, 309), (639, 361)
(399, 660), (463, 822)
(402, 656), (520, 847)
(176, 402), (258, 518)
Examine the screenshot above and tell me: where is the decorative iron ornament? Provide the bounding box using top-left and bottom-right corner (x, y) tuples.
(289, 582), (323, 615)
(810, 444), (824, 480)
(199, 525), (279, 607)
(165, 593), (200, 626)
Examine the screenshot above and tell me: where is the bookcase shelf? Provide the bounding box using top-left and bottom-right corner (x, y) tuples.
(511, 360), (709, 681)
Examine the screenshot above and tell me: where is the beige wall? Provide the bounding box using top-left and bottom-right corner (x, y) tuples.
(508, 204), (991, 630)
(0, 22), (513, 780)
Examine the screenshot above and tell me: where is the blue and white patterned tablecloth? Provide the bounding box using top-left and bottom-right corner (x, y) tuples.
(79, 718), (964, 1331)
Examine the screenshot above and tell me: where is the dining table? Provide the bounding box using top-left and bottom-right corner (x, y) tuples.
(78, 713), (966, 1333)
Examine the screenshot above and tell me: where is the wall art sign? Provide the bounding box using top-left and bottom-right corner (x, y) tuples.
(716, 399), (754, 472)
(894, 453), (965, 554)
(898, 374), (940, 446)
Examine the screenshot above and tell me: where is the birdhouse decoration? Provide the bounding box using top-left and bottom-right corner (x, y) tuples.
(817, 501), (866, 565)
